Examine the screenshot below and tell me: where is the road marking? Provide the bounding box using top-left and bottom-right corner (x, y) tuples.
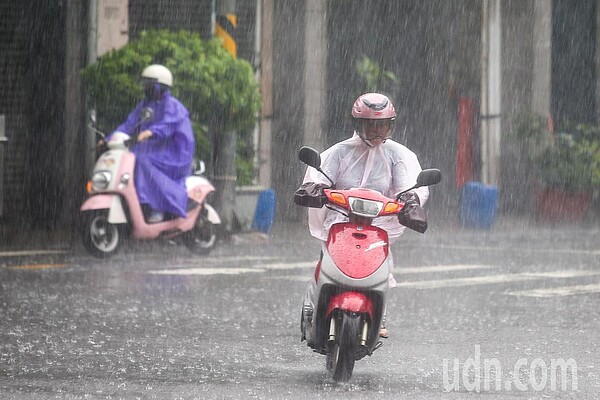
(507, 283), (600, 298)
(149, 267), (266, 276)
(149, 263), (491, 277)
(396, 264), (493, 274)
(9, 263), (66, 270)
(190, 255), (279, 263)
(395, 270), (600, 289)
(271, 275), (313, 281)
(416, 244), (600, 256)
(148, 261), (317, 276)
(0, 250), (68, 257)
(261, 262), (316, 270)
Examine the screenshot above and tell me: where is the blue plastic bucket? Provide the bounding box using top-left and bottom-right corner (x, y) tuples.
(459, 181), (498, 229)
(251, 189), (277, 234)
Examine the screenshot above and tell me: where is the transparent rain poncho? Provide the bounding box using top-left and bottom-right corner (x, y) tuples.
(302, 132), (429, 242)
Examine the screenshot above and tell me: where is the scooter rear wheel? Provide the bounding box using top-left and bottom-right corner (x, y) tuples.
(326, 312), (360, 382)
(184, 209), (218, 255)
(81, 210), (123, 258)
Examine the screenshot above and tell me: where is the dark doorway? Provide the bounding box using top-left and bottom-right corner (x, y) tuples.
(24, 1), (66, 228)
(552, 0), (596, 126)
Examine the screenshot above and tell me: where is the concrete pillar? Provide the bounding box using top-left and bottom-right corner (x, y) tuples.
(532, 0), (552, 118)
(213, 0), (238, 234)
(303, 0), (327, 151)
(597, 0), (600, 124)
(481, 0), (502, 187)
(64, 0), (87, 229)
(259, 0), (273, 187)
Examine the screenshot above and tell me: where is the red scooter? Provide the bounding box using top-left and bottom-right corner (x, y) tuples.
(79, 108), (221, 258)
(296, 146), (441, 382)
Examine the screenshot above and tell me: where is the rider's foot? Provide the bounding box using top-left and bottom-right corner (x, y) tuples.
(379, 325), (389, 338)
(147, 210), (164, 223)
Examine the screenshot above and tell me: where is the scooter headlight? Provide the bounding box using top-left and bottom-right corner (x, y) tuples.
(91, 171), (112, 191)
(348, 197), (383, 217)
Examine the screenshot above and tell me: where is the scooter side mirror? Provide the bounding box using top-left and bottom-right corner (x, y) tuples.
(140, 107), (154, 122)
(298, 146), (335, 187)
(89, 110), (97, 125)
(193, 159), (206, 175)
(415, 169), (442, 188)
(299, 146), (322, 169)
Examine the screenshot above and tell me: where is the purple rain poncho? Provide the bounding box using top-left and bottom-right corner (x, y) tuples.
(113, 91), (195, 218)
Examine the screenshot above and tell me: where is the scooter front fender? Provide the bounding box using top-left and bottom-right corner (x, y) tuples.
(81, 194), (113, 211)
(326, 291), (373, 319)
(80, 194), (127, 224)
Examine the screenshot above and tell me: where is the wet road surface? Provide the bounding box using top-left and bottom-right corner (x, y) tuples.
(1, 219), (599, 398)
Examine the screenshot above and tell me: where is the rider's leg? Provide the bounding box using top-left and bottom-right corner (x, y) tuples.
(380, 253), (395, 338)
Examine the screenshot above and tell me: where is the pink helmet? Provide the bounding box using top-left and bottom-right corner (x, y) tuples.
(352, 93), (396, 145)
(351, 93), (396, 120)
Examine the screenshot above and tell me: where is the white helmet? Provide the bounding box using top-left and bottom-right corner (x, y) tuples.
(141, 64), (173, 87)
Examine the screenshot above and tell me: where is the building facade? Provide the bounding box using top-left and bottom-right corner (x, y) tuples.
(0, 0), (598, 235)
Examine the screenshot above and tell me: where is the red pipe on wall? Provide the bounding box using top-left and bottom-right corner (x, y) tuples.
(456, 97), (475, 188)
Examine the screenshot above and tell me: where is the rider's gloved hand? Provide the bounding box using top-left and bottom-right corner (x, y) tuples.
(398, 191), (420, 207)
(294, 182), (329, 208)
(397, 191), (428, 233)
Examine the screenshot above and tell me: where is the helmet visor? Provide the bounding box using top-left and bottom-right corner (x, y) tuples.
(356, 118), (395, 142)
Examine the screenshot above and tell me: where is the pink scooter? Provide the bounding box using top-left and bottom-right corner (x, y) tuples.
(296, 146), (441, 381)
(79, 108), (221, 258)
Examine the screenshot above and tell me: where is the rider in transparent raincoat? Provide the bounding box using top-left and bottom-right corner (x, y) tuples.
(297, 93), (429, 337)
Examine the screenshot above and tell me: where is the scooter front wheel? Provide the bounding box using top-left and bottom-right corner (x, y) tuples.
(326, 312), (360, 382)
(81, 210), (123, 258)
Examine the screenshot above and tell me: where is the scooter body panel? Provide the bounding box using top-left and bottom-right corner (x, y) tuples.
(327, 224), (388, 279)
(186, 176), (215, 204)
(130, 205), (201, 239)
(108, 195), (127, 224)
(303, 222), (390, 353)
(203, 203), (222, 225)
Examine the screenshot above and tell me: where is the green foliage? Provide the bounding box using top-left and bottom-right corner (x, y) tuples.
(81, 29), (261, 177)
(236, 132), (256, 186)
(355, 55), (399, 94)
(513, 113), (600, 191)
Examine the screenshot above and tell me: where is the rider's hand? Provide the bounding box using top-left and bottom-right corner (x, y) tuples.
(398, 191), (420, 207)
(137, 130), (153, 142)
(96, 139), (107, 152)
(294, 182), (329, 208)
(397, 191), (427, 233)
(398, 191), (420, 222)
